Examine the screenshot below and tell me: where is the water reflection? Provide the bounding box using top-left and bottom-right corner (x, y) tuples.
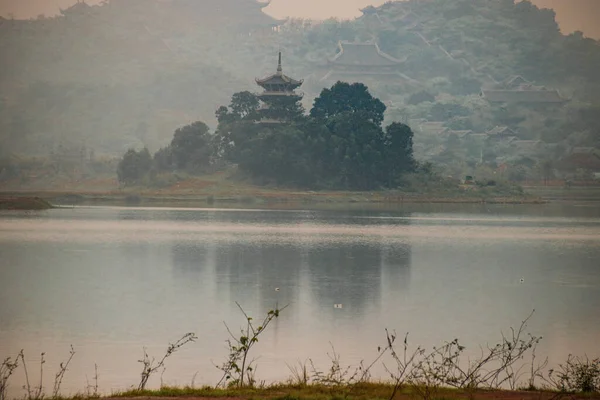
(169, 217), (413, 320)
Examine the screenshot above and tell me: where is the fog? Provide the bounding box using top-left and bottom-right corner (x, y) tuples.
(0, 0), (599, 38)
(0, 0), (599, 188)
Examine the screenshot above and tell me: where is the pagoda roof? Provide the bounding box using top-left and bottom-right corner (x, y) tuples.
(329, 41), (406, 67)
(256, 52), (303, 87)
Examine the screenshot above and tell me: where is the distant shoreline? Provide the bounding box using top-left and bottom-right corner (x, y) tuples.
(0, 190), (545, 210)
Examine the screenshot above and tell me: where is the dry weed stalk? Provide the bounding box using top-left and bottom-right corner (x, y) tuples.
(19, 350), (45, 400)
(52, 345), (75, 398)
(383, 311), (543, 400)
(215, 303), (286, 388)
(0, 354), (20, 400)
(543, 355), (600, 393)
(85, 364), (99, 398)
(137, 333), (197, 390)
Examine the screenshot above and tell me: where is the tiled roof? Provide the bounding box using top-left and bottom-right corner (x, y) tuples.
(330, 41), (405, 67)
(441, 129), (473, 137)
(256, 53), (303, 88)
(418, 121), (446, 134)
(570, 147), (598, 155)
(486, 126), (518, 136)
(482, 89), (565, 103)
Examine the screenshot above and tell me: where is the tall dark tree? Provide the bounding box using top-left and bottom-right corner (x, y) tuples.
(212, 82), (415, 190)
(310, 81), (387, 126)
(117, 148), (152, 186)
(170, 121), (213, 171)
(384, 122), (415, 185)
(229, 91), (260, 120)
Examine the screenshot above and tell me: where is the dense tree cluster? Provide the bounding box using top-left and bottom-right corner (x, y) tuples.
(117, 82), (415, 190)
(215, 82), (414, 189)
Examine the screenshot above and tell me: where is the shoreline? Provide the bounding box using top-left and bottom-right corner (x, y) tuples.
(0, 190), (545, 210)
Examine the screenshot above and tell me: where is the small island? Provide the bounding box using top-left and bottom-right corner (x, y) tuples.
(0, 196), (54, 210)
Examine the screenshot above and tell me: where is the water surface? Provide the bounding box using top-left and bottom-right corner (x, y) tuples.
(1, 204), (599, 395)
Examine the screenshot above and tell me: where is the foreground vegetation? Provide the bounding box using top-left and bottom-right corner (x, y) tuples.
(2, 307), (598, 400)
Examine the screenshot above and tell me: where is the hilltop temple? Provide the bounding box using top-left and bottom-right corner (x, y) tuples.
(60, 0), (284, 35)
(60, 0), (92, 17)
(173, 0), (284, 34)
(318, 41), (413, 85)
(255, 52), (304, 124)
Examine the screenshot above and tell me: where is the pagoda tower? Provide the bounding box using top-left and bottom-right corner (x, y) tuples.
(255, 52), (304, 124)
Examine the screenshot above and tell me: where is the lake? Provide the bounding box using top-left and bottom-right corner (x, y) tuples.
(1, 203), (599, 395)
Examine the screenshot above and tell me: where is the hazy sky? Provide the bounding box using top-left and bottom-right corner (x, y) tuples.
(0, 0), (598, 38)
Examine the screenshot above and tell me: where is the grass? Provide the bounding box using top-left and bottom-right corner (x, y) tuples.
(0, 167), (545, 207)
(100, 383), (599, 400)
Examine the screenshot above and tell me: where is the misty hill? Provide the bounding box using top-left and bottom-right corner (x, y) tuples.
(1, 0), (599, 173)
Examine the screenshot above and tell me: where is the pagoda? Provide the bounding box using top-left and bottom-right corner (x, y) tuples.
(255, 52), (304, 124)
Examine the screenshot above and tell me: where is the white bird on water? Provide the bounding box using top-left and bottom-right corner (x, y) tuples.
(275, 287), (280, 292)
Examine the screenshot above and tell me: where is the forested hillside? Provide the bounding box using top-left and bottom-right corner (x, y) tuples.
(1, 0), (599, 181)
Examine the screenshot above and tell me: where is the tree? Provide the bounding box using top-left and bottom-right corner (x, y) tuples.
(229, 91), (259, 120)
(117, 148), (152, 186)
(170, 121), (213, 171)
(384, 122), (415, 184)
(310, 81), (386, 126)
(260, 95), (305, 123)
(153, 146), (173, 171)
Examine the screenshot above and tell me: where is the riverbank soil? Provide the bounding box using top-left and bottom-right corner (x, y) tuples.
(104, 385), (599, 400)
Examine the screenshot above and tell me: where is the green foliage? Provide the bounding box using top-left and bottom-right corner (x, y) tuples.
(216, 303), (286, 388)
(310, 82), (386, 127)
(215, 82), (415, 190)
(170, 121), (213, 172)
(117, 148), (152, 186)
(229, 92), (260, 121)
(546, 356), (600, 393)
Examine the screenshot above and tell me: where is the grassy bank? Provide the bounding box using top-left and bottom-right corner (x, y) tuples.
(0, 196), (54, 210)
(0, 168), (544, 207)
(106, 383), (598, 400)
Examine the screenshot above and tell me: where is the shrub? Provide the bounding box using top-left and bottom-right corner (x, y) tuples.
(546, 356), (600, 393)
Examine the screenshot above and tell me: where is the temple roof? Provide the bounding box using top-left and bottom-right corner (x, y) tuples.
(60, 1), (91, 16)
(502, 75), (531, 89)
(486, 126), (519, 137)
(481, 89), (565, 103)
(329, 41), (405, 67)
(173, 0), (285, 29)
(256, 52), (303, 88)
